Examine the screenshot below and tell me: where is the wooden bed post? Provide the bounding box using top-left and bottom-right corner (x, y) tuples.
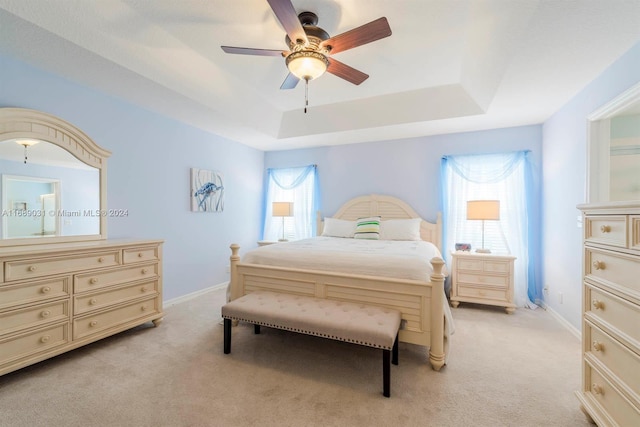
(229, 244), (241, 302)
(429, 256), (446, 371)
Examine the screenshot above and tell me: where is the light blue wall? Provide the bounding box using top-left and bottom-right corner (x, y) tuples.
(266, 125), (542, 224)
(0, 54), (264, 301)
(542, 41), (640, 331)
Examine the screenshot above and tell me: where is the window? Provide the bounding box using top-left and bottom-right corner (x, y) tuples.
(441, 151), (538, 307)
(262, 165), (319, 241)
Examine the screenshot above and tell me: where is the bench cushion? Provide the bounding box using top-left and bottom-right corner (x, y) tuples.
(222, 291), (401, 350)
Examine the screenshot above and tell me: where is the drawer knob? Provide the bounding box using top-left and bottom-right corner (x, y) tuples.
(41, 286), (51, 294)
(600, 225), (611, 233)
(97, 257), (104, 263)
(141, 268), (149, 274)
(41, 310), (51, 318)
(592, 384), (604, 395)
(89, 278), (99, 284)
(141, 286), (148, 292)
(592, 341), (604, 352)
(592, 299), (605, 310)
(141, 304), (147, 311)
(89, 298), (97, 305)
(592, 260), (605, 270)
(89, 320), (98, 327)
(28, 265), (37, 272)
(138, 252), (144, 258)
(40, 335), (50, 343)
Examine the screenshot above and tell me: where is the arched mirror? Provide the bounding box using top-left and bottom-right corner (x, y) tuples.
(0, 108), (110, 246)
(587, 82), (640, 203)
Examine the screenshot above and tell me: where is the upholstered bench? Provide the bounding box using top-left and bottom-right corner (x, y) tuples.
(221, 291), (401, 397)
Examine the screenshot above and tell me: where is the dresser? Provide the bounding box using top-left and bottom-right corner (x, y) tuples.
(450, 251), (516, 314)
(576, 202), (640, 426)
(0, 239), (163, 376)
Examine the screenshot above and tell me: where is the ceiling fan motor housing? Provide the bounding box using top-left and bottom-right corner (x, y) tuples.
(285, 12), (330, 53)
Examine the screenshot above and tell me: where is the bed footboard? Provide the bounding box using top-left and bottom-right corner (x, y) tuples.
(229, 244), (447, 370)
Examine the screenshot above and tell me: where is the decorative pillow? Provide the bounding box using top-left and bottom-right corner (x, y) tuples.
(354, 216), (381, 240)
(379, 218), (422, 241)
(321, 218), (356, 238)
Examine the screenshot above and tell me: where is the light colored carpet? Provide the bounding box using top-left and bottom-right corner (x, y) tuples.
(0, 287), (593, 427)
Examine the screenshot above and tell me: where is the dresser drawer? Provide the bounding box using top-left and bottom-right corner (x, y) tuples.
(586, 248), (640, 295)
(123, 246), (160, 264)
(585, 361), (640, 426)
(0, 276), (70, 310)
(4, 251), (121, 282)
(457, 284), (508, 302)
(631, 216), (640, 252)
(0, 300), (69, 336)
(0, 322), (69, 369)
(585, 215), (628, 248)
(74, 263), (158, 293)
(73, 296), (159, 340)
(457, 272), (509, 288)
(74, 279), (158, 315)
(586, 321), (640, 400)
(586, 285), (640, 352)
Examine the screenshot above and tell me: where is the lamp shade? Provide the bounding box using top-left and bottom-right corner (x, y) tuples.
(272, 202), (294, 217)
(467, 200), (500, 221)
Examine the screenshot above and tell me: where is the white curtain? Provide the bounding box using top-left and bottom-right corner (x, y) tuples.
(262, 165), (319, 241)
(441, 152), (536, 308)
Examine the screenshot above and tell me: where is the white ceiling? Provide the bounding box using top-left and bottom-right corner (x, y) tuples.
(1, 0), (639, 151)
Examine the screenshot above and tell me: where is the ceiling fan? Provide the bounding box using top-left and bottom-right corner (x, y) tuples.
(221, 0), (392, 111)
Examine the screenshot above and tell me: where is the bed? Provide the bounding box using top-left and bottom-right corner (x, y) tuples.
(228, 194), (451, 370)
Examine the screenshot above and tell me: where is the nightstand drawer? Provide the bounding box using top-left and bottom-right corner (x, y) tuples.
(457, 272), (509, 288)
(457, 258), (483, 271)
(457, 284), (508, 302)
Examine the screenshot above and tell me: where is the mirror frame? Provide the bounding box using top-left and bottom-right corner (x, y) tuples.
(587, 82), (640, 203)
(0, 108), (111, 246)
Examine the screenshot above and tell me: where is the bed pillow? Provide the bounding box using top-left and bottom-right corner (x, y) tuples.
(379, 218), (422, 241)
(354, 216), (381, 240)
(321, 217), (356, 238)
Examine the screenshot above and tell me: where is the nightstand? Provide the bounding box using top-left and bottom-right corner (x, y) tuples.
(450, 251), (516, 314)
(257, 240), (278, 246)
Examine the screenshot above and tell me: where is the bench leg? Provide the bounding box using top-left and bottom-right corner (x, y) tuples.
(392, 333), (399, 365)
(383, 349), (391, 398)
(224, 318), (231, 354)
(254, 324), (261, 334)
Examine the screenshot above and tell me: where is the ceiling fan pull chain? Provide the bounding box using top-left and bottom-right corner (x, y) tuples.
(304, 77), (309, 114)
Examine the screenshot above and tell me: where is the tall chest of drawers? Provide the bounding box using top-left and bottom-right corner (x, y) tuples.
(576, 202), (640, 426)
(0, 239), (163, 376)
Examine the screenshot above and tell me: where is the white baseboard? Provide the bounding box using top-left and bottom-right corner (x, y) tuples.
(164, 282), (228, 307)
(537, 299), (581, 340)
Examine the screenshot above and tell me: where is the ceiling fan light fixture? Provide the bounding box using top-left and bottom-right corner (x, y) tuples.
(286, 50), (329, 80)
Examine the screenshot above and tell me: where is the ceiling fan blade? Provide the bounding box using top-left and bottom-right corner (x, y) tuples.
(327, 59), (369, 85)
(266, 0), (308, 46)
(280, 73), (300, 90)
(221, 46), (287, 56)
(320, 17), (391, 55)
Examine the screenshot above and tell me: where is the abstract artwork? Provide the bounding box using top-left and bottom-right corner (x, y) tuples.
(191, 168), (224, 212)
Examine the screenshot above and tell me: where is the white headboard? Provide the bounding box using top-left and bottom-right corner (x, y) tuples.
(317, 194), (442, 251)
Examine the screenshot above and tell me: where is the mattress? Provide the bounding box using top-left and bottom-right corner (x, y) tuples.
(243, 236), (448, 281)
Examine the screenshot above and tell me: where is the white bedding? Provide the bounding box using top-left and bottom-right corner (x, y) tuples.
(244, 236), (448, 281)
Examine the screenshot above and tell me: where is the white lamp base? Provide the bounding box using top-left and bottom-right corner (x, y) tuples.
(476, 248), (491, 253)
